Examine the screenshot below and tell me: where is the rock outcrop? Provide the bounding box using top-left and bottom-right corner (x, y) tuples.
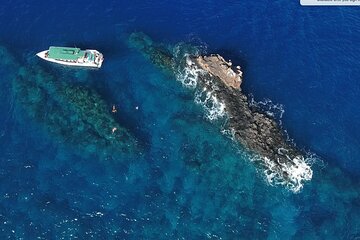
(190, 55), (297, 159)
(129, 32), (312, 192)
(194, 54), (242, 89)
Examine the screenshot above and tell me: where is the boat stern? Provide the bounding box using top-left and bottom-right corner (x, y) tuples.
(93, 50), (104, 68)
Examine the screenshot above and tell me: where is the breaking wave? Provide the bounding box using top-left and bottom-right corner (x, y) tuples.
(251, 151), (315, 193)
(194, 87), (226, 121)
(249, 96), (285, 120)
(221, 127), (236, 140)
(175, 55), (203, 88)
(175, 55), (226, 121)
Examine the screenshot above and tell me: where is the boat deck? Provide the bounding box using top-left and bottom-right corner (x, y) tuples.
(48, 46), (85, 60)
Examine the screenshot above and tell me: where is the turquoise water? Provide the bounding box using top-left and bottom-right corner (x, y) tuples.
(1, 0), (360, 239)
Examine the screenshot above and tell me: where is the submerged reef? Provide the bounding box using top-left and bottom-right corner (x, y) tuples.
(129, 32), (313, 192)
(0, 46), (138, 160)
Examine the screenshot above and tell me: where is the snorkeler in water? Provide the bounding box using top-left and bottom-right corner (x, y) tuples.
(112, 105), (117, 113)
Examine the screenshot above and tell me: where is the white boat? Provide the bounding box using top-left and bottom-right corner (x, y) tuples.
(36, 46), (104, 68)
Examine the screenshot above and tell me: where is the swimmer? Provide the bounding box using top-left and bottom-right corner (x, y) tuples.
(112, 105), (117, 113)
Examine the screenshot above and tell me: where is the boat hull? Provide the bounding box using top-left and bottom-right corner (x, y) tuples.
(36, 49), (103, 68)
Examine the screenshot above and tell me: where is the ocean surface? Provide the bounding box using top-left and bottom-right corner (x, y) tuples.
(0, 0), (360, 239)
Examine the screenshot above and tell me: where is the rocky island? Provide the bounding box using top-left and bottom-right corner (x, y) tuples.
(129, 32), (313, 192)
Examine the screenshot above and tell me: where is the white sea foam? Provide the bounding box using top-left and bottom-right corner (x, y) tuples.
(194, 87), (226, 121)
(175, 56), (227, 121)
(221, 127), (236, 140)
(253, 151), (314, 193)
(249, 96), (285, 120)
(175, 56), (203, 88)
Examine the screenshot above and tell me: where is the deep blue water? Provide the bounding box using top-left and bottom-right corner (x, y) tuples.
(1, 0), (360, 239)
